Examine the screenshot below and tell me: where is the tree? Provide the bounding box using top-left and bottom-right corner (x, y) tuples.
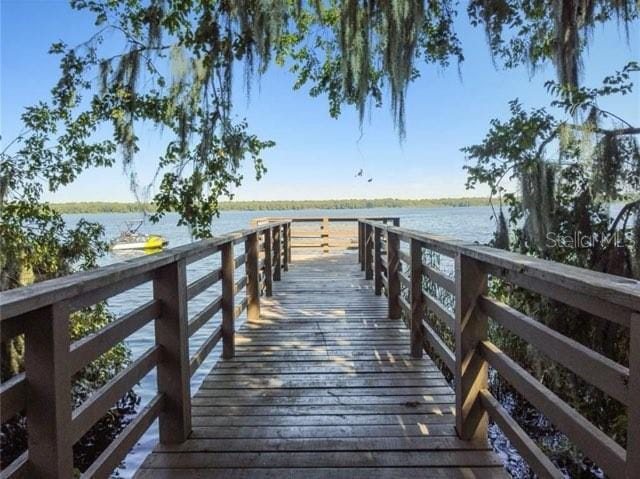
(6, 1), (638, 236)
(0, 142), (139, 471)
(462, 63), (639, 479)
(460, 3), (638, 477)
(464, 60), (639, 273)
(4, 1), (638, 237)
(1, 0), (466, 236)
(467, 0), (638, 88)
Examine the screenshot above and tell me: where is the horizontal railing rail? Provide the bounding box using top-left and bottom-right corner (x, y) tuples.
(358, 219), (640, 479)
(252, 216), (399, 254)
(0, 221), (291, 478)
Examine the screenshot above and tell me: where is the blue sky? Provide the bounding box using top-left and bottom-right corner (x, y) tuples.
(1, 1), (638, 202)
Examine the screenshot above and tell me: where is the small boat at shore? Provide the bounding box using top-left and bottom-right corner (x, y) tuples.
(111, 221), (168, 251)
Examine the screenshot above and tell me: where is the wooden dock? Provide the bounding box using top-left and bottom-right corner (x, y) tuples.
(135, 253), (507, 478)
(2, 217), (639, 479)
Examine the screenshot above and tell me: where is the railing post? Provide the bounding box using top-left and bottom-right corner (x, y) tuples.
(287, 222), (292, 263)
(273, 225), (282, 281)
(154, 258), (191, 444)
(364, 224), (373, 280)
(374, 227), (382, 295)
(454, 253), (488, 441)
(410, 239), (425, 358)
(25, 303), (73, 478)
(387, 231), (401, 319)
(264, 227), (273, 296)
(322, 217), (329, 253)
(221, 241), (235, 359)
(283, 223), (290, 271)
(246, 232), (260, 321)
(359, 222), (365, 270)
(627, 312), (640, 477)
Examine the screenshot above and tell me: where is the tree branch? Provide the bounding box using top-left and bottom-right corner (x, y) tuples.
(563, 123), (640, 136)
(607, 199), (640, 237)
(592, 106), (635, 129)
(603, 126), (640, 136)
(536, 130), (558, 158)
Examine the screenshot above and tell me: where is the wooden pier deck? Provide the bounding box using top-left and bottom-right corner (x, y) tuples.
(135, 253), (507, 478)
(4, 217), (637, 478)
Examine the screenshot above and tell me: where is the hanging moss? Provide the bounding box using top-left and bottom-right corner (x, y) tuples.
(592, 133), (622, 199)
(521, 159), (557, 253)
(469, 0), (638, 88)
(493, 209), (510, 250)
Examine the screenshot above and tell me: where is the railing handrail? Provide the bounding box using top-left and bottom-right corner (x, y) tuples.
(0, 221), (289, 320)
(254, 216), (400, 223)
(357, 218), (639, 479)
(359, 219), (640, 313)
(3, 215), (637, 478)
(0, 220), (292, 478)
(252, 216), (400, 255)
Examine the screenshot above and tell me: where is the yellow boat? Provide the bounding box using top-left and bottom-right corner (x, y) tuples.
(111, 221), (169, 251)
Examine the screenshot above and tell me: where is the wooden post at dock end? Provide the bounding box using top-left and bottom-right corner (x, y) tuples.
(221, 241), (235, 359)
(245, 232), (260, 321)
(387, 231), (401, 319)
(282, 223), (290, 271)
(263, 227), (273, 296)
(454, 253), (488, 442)
(627, 312), (640, 477)
(322, 217), (330, 254)
(359, 222), (365, 270)
(25, 303), (73, 478)
(273, 225), (282, 281)
(410, 239), (425, 358)
(154, 259), (191, 444)
(364, 224), (373, 280)
(374, 227), (382, 295)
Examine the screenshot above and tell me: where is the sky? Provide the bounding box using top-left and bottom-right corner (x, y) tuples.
(1, 1), (638, 202)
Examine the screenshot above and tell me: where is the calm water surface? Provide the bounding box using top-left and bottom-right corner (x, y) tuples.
(65, 207), (497, 476)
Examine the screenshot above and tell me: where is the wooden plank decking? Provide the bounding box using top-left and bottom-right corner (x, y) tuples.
(136, 252), (508, 478)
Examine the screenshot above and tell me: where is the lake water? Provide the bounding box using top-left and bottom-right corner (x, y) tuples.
(65, 206), (499, 476)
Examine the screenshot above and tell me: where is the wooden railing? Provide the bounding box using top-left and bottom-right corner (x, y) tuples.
(0, 221), (291, 478)
(252, 216), (399, 254)
(358, 219), (640, 479)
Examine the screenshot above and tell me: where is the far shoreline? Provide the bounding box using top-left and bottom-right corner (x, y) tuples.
(53, 197), (491, 214)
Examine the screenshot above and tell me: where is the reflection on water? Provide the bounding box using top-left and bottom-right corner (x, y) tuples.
(110, 248), (164, 260)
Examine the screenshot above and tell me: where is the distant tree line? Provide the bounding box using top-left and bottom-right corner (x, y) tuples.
(50, 197), (489, 214)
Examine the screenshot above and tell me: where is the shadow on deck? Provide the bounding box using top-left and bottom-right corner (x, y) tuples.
(135, 253), (508, 478)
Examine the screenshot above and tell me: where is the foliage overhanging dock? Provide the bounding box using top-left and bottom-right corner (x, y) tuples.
(1, 217), (639, 478)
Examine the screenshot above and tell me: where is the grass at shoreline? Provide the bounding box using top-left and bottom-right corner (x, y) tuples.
(52, 197), (490, 214)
